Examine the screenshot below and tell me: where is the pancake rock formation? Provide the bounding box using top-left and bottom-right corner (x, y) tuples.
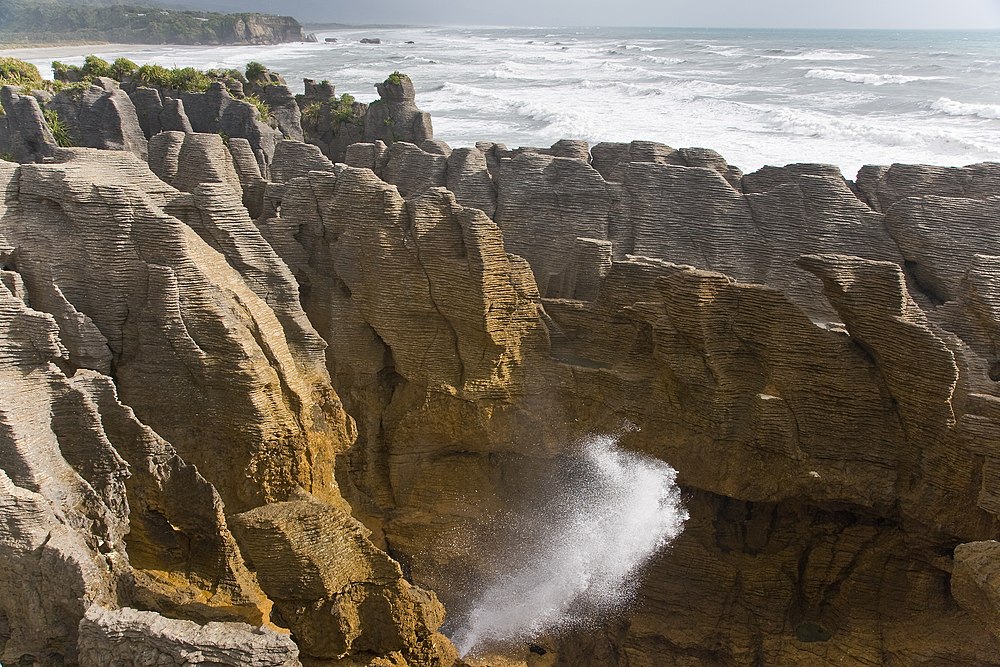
(0, 147), (453, 667)
(1, 70), (1000, 667)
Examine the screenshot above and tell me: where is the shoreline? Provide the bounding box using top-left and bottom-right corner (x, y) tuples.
(0, 41), (313, 58)
(2, 28), (997, 174)
(0, 41), (117, 50)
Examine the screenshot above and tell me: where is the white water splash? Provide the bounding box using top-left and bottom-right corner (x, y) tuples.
(449, 434), (688, 657)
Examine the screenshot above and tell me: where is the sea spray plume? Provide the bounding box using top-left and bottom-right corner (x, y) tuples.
(449, 434), (688, 657)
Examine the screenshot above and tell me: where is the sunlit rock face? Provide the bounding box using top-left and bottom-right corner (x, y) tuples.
(259, 139), (1000, 666)
(3, 81), (1000, 665)
(0, 149), (453, 667)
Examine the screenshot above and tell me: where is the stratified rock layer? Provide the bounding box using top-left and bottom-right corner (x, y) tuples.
(77, 606), (302, 667)
(252, 138), (1000, 666)
(0, 150), (455, 667)
(3, 64), (1000, 665)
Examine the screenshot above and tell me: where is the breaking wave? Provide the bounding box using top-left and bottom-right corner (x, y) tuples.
(931, 97), (1000, 120)
(763, 49), (872, 61)
(40, 25), (1000, 174)
(806, 69), (943, 86)
(447, 434), (687, 658)
(766, 105), (998, 155)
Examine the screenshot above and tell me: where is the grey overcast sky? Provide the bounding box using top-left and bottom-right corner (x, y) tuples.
(193, 0), (1000, 28)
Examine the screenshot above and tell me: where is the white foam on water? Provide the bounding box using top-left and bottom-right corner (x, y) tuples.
(448, 434), (688, 658)
(766, 104), (988, 149)
(640, 54), (687, 65)
(8, 26), (999, 175)
(805, 68), (944, 86)
(763, 49), (872, 61)
(931, 97), (1000, 120)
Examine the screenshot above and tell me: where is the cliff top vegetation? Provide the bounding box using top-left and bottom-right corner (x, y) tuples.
(0, 0), (302, 45)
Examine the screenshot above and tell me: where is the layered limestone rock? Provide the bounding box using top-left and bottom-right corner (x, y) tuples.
(591, 139), (742, 188)
(5, 68), (1000, 666)
(247, 79), (304, 142)
(0, 149), (455, 666)
(0, 86), (57, 162)
(131, 86), (194, 138)
(856, 162), (1000, 212)
(363, 75), (433, 151)
(885, 194), (1000, 302)
(163, 132), (244, 198)
(380, 141), (448, 198)
(257, 139), (1000, 666)
(231, 496), (456, 665)
(8, 148), (350, 510)
(493, 152), (611, 296)
(255, 165), (546, 571)
(48, 77), (148, 160)
(115, 73), (289, 173)
(174, 82), (282, 174)
(446, 146), (496, 218)
(953, 541), (1000, 639)
(270, 139), (335, 183)
(300, 73), (434, 163)
(0, 278), (128, 666)
(228, 136), (270, 218)
(78, 606), (302, 667)
(353, 137), (898, 320)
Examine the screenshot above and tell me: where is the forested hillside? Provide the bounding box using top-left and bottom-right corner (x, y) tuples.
(0, 0), (302, 44)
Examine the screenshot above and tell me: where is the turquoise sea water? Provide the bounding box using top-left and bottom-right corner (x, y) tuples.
(8, 26), (1000, 176)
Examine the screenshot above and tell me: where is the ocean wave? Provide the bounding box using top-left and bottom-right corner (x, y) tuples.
(764, 50), (871, 61)
(398, 55), (436, 63)
(765, 106), (997, 155)
(640, 55), (686, 65)
(484, 68), (529, 80)
(805, 69), (944, 86)
(701, 44), (746, 57)
(579, 79), (664, 97)
(598, 61), (669, 79)
(600, 61), (638, 73)
(930, 97), (1000, 120)
(619, 44), (658, 52)
(428, 81), (600, 138)
(482, 62), (540, 81)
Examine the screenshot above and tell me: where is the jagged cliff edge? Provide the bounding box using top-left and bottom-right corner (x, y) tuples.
(1, 68), (1000, 666)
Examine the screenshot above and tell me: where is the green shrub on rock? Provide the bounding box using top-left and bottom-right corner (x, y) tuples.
(301, 102), (322, 122)
(43, 108), (73, 147)
(109, 57), (138, 80)
(0, 57), (42, 88)
(245, 61), (267, 81)
(206, 68), (247, 84)
(134, 63), (172, 88)
(333, 93), (357, 122)
(245, 94), (272, 121)
(51, 61), (87, 83)
(81, 55), (111, 78)
(168, 67), (211, 92)
(385, 71), (407, 86)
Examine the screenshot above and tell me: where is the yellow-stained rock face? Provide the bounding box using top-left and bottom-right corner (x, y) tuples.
(0, 150), (455, 666)
(6, 131), (1000, 667)
(7, 148), (353, 512)
(230, 497), (456, 666)
(255, 148), (1000, 666)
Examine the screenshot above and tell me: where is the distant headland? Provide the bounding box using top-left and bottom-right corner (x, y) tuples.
(0, 0), (303, 46)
